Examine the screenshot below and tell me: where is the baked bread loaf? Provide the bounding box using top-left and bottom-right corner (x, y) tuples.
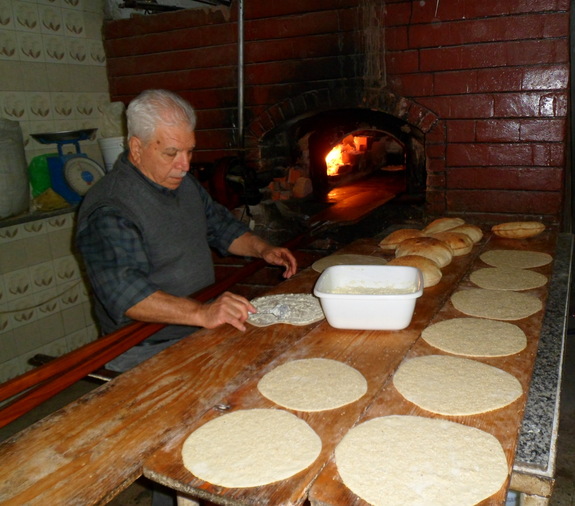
(423, 217), (465, 235)
(387, 255), (442, 288)
(378, 228), (426, 252)
(431, 231), (474, 256)
(492, 221), (545, 239)
(450, 224), (483, 243)
(395, 237), (454, 268)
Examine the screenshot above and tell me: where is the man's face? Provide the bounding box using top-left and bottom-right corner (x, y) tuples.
(128, 122), (196, 190)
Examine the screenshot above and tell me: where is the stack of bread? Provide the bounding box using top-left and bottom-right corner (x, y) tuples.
(379, 218), (484, 288)
(379, 218), (546, 288)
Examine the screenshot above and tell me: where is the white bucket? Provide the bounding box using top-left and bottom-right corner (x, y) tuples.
(98, 136), (125, 172)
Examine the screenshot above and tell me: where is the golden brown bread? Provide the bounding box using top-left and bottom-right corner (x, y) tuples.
(395, 237), (454, 268)
(387, 255), (442, 288)
(492, 221), (545, 239)
(450, 224), (483, 243)
(378, 228), (426, 251)
(431, 231), (474, 256)
(423, 217), (466, 235)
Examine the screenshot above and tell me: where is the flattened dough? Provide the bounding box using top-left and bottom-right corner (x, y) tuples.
(393, 355), (522, 415)
(247, 294), (324, 327)
(480, 249), (552, 269)
(312, 253), (387, 273)
(451, 288), (542, 320)
(182, 409), (321, 488)
(470, 267), (547, 291)
(422, 318), (527, 357)
(257, 358), (367, 411)
(335, 415), (508, 506)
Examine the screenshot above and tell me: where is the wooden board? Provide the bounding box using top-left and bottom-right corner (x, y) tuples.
(143, 238), (487, 505)
(308, 232), (557, 506)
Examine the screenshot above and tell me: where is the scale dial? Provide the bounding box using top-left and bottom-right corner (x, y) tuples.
(64, 156), (105, 195)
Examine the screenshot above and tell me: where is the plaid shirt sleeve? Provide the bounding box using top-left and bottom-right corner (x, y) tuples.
(76, 206), (158, 326)
(195, 179), (250, 255)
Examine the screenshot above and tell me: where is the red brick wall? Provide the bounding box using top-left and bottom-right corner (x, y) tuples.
(104, 0), (570, 226)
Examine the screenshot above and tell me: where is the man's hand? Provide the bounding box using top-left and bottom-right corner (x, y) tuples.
(197, 291), (256, 331)
(228, 232), (298, 278)
(259, 244), (297, 278)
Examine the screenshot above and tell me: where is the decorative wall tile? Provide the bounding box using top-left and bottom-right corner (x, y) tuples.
(47, 213), (73, 231)
(43, 33), (67, 62)
(31, 261), (56, 291)
(1, 91), (27, 120)
(0, 30), (18, 60)
(27, 91), (52, 119)
(54, 256), (80, 284)
(14, 1), (40, 32)
(18, 31), (45, 61)
(62, 8), (83, 36)
(0, 1), (14, 30)
(8, 296), (37, 329)
(52, 91), (74, 118)
(89, 39), (105, 65)
(39, 4), (63, 33)
(38, 0), (62, 7)
(0, 309), (10, 334)
(4, 267), (32, 301)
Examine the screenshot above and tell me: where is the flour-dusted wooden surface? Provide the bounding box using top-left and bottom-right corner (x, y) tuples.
(143, 240), (479, 505)
(309, 232), (559, 506)
(0, 232), (567, 506)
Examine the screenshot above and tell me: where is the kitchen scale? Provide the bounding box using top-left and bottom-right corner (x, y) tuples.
(30, 128), (105, 204)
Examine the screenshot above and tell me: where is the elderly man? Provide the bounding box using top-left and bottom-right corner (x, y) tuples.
(77, 89), (297, 372)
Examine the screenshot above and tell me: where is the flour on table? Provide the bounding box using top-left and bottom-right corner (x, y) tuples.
(480, 249), (552, 269)
(393, 355), (522, 415)
(470, 267), (547, 291)
(181, 409), (321, 488)
(335, 415), (508, 506)
(421, 317), (527, 357)
(247, 293), (324, 327)
(451, 288), (542, 320)
(312, 254), (387, 273)
(257, 358), (367, 411)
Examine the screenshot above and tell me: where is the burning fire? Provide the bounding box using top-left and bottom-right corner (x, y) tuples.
(325, 135), (368, 176)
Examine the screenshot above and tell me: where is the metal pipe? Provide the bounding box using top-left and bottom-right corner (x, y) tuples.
(237, 0), (244, 151)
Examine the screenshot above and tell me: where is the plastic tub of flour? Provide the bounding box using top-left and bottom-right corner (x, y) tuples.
(313, 265), (423, 330)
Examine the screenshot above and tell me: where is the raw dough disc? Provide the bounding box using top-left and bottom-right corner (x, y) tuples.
(312, 254), (387, 273)
(470, 267), (547, 291)
(335, 415), (508, 506)
(451, 288), (542, 320)
(181, 409), (321, 488)
(480, 249), (552, 269)
(393, 355), (522, 415)
(421, 318), (527, 357)
(247, 293), (324, 327)
(257, 358), (367, 411)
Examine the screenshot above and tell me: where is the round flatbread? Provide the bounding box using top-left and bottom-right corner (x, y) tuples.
(393, 355), (522, 415)
(312, 253), (388, 273)
(421, 318), (527, 357)
(431, 231), (474, 256)
(422, 217), (466, 234)
(480, 249), (552, 269)
(450, 223), (484, 243)
(451, 288), (542, 320)
(182, 409), (321, 488)
(470, 267), (547, 291)
(335, 415), (508, 506)
(257, 358), (367, 412)
(247, 294), (324, 327)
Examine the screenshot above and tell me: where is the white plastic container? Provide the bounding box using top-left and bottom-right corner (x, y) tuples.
(98, 136), (125, 172)
(313, 265), (424, 330)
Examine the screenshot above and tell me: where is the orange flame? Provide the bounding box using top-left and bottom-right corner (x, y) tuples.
(325, 135), (368, 176)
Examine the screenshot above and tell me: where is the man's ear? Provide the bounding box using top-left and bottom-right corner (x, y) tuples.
(128, 136), (142, 166)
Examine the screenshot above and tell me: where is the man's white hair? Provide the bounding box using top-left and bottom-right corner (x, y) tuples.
(126, 89), (197, 143)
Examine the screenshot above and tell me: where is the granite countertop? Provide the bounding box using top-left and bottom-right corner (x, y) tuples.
(514, 233), (573, 477)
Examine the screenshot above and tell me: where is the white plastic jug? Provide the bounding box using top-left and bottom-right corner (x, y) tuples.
(0, 119), (29, 219)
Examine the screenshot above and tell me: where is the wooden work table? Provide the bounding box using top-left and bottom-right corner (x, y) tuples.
(0, 232), (571, 506)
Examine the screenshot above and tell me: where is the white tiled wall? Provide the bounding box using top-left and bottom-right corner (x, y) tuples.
(0, 0), (110, 382)
(0, 0), (112, 165)
(0, 212), (99, 382)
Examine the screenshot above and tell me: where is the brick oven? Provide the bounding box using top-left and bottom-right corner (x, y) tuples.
(104, 0), (570, 229)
